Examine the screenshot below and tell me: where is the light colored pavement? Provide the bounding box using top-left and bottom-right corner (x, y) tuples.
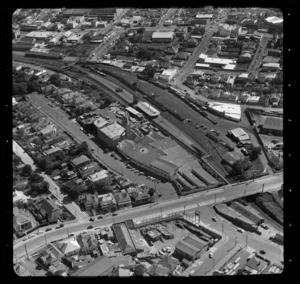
(14, 171), (283, 259)
(13, 140), (88, 221)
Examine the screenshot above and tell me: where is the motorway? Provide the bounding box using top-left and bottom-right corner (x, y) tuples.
(14, 171), (283, 259)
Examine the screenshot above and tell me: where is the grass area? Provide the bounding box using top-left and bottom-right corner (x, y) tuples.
(248, 193), (283, 225)
(50, 42), (95, 58)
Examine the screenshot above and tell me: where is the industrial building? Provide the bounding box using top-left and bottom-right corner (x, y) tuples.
(208, 102), (241, 122)
(228, 128), (250, 142)
(175, 234), (208, 261)
(112, 222), (136, 255)
(97, 122), (126, 147)
(135, 102), (160, 118)
(152, 31), (175, 42)
(260, 117), (283, 136)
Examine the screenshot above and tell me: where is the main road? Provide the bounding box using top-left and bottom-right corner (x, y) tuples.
(14, 171), (282, 259)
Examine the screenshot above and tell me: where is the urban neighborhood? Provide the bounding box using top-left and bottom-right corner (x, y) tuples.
(12, 7), (283, 277)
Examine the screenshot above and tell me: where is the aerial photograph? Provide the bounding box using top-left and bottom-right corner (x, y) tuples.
(12, 7), (283, 276)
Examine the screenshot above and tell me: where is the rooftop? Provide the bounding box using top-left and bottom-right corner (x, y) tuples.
(88, 170), (110, 182)
(71, 155), (90, 166)
(72, 255), (115, 276)
(152, 31), (174, 38)
(112, 223), (136, 255)
(99, 122), (125, 139)
(263, 116), (283, 131)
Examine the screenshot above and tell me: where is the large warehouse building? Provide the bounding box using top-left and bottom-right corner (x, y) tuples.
(260, 117), (283, 136)
(208, 102), (241, 122)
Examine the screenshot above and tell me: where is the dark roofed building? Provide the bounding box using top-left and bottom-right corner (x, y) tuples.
(147, 263), (170, 276)
(158, 256), (180, 273)
(70, 155), (90, 168)
(272, 233), (283, 245)
(112, 223), (136, 255)
(39, 199), (62, 222)
(175, 234), (208, 261)
(261, 117), (283, 136)
(230, 201), (264, 225)
(113, 190), (132, 209)
(71, 255), (115, 276)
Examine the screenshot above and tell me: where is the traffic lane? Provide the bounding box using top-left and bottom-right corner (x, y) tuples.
(15, 173), (282, 257)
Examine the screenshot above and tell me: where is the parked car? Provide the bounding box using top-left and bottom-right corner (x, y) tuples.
(87, 225), (93, 229)
(212, 217), (218, 222)
(112, 213), (118, 216)
(209, 253), (213, 258)
(237, 142), (243, 148)
(45, 228), (52, 232)
(97, 216), (103, 219)
(115, 88), (123, 92)
(259, 250), (266, 255)
(237, 228), (245, 233)
(89, 218), (94, 222)
(241, 147), (249, 155)
(80, 127), (84, 131)
(261, 223), (269, 230)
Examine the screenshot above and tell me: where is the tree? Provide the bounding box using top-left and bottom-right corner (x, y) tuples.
(134, 264), (147, 276)
(21, 164), (32, 176)
(49, 73), (61, 87)
(148, 188), (155, 196)
(61, 183), (85, 200)
(231, 159), (251, 177)
(249, 146), (262, 161)
(77, 141), (89, 154)
(110, 203), (117, 213)
(144, 65), (156, 79)
(27, 80), (41, 93)
(30, 181), (49, 196)
(137, 27), (145, 34)
(13, 155), (22, 166)
(37, 157), (52, 171)
(136, 48), (152, 61)
(29, 173), (44, 184)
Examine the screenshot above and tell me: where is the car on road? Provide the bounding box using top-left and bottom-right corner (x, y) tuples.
(209, 253), (213, 258)
(97, 215), (103, 219)
(80, 127), (84, 131)
(237, 142), (244, 148)
(37, 231), (44, 235)
(259, 250), (266, 255)
(237, 228), (245, 233)
(115, 88), (123, 92)
(112, 213), (118, 216)
(261, 223), (269, 230)
(87, 225), (93, 229)
(23, 236), (29, 241)
(212, 217), (218, 222)
(45, 228), (52, 232)
(89, 218), (94, 222)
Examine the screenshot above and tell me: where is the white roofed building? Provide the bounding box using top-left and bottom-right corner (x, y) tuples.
(262, 63), (280, 71)
(152, 31), (174, 42)
(160, 67), (179, 82)
(97, 122), (125, 147)
(87, 170), (112, 186)
(208, 102), (241, 122)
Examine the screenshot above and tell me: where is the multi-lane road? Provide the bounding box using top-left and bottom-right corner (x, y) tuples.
(14, 171), (283, 259)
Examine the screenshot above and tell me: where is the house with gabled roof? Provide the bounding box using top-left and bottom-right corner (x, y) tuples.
(38, 198), (62, 223)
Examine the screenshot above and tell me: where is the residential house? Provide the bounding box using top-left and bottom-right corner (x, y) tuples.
(38, 199), (63, 223)
(71, 255), (115, 276)
(130, 190), (151, 206)
(147, 263), (170, 276)
(78, 162), (101, 179)
(37, 243), (64, 268)
(70, 155), (91, 169)
(158, 256), (180, 274)
(113, 190), (132, 209)
(13, 211), (33, 233)
(98, 193), (117, 212)
(174, 234), (208, 261)
(78, 193), (98, 211)
(87, 170), (113, 187)
(76, 232), (99, 255)
(55, 238), (81, 257)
